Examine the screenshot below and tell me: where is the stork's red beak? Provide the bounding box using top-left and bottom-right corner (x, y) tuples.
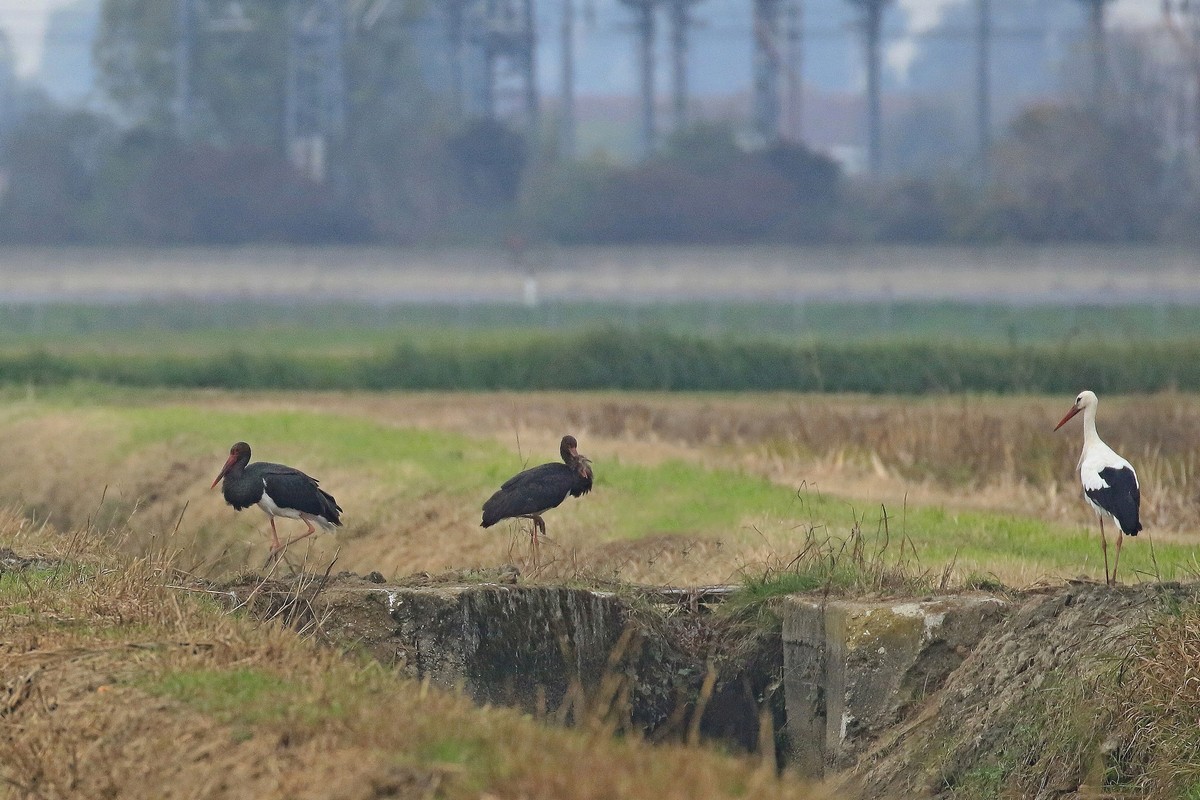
(1054, 405), (1081, 431)
(211, 453), (237, 489)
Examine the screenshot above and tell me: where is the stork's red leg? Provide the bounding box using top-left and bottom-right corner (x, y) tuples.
(269, 516), (282, 551)
(1099, 516), (1111, 586)
(1112, 527), (1125, 585)
(280, 516), (321, 550)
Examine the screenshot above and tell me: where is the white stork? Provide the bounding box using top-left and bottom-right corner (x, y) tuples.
(1054, 390), (1142, 585)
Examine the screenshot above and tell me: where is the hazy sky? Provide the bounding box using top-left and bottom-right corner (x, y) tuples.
(0, 0), (76, 76)
(0, 0), (1168, 78)
(890, 0), (1161, 75)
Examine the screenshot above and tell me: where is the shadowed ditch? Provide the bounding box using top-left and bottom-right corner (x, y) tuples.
(219, 568), (791, 763)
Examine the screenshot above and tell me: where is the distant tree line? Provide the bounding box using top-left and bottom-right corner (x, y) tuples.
(0, 1), (1187, 246)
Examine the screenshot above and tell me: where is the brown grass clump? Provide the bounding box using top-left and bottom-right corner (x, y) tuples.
(729, 504), (974, 606)
(1102, 598), (1200, 797)
(0, 512), (826, 800)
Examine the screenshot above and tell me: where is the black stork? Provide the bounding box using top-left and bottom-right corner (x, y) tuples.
(481, 435), (593, 550)
(211, 441), (343, 559)
(1054, 390), (1142, 585)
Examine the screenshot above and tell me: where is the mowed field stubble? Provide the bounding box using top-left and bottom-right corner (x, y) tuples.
(1, 386), (1196, 588)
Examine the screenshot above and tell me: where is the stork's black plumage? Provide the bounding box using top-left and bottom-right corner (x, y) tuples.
(1085, 466), (1142, 537)
(481, 435), (593, 544)
(211, 441), (342, 556)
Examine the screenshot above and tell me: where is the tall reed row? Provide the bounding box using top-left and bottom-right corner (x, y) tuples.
(5, 328), (1200, 394)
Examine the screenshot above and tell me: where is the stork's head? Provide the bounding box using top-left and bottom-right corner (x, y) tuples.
(211, 441), (251, 488)
(559, 435), (592, 477)
(1054, 390), (1097, 431)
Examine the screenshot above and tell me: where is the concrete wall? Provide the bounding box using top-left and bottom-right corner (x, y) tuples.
(779, 595), (1010, 777)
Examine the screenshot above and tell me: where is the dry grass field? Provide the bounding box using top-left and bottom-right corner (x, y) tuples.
(0, 386), (1196, 588)
(0, 510), (824, 800)
(4, 387), (1200, 799)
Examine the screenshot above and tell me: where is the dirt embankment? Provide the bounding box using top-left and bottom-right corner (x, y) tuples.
(850, 581), (1198, 799)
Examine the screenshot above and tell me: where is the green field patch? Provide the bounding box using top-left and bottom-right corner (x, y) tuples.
(0, 562), (96, 604)
(120, 404), (504, 495)
(0, 566), (65, 599)
(140, 667), (302, 727)
(595, 458), (820, 538)
(417, 734), (495, 770)
(2, 395), (1192, 583)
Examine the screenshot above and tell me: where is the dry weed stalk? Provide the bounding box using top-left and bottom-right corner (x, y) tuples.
(551, 625), (642, 737)
(738, 495), (950, 598)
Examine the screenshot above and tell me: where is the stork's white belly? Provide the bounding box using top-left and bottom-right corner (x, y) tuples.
(1084, 493), (1108, 519)
(258, 492), (303, 521)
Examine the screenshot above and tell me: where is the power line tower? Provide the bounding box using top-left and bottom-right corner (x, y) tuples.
(285, 0), (348, 184)
(481, 0), (539, 131)
(1074, 0), (1113, 109)
(560, 0), (576, 158)
(666, 0), (699, 134)
(752, 0), (783, 144)
(175, 0), (192, 138)
(1163, 0), (1200, 165)
(618, 0), (658, 158)
(784, 0), (804, 144)
(975, 0), (992, 183)
(444, 0), (474, 115)
(175, 1), (258, 140)
(847, 0), (892, 176)
(558, 0), (598, 159)
(0, 33), (17, 147)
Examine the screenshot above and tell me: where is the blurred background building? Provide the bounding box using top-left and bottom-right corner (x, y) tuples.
(0, 0), (1190, 245)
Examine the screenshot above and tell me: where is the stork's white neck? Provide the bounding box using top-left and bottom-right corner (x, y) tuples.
(1080, 400), (1104, 455)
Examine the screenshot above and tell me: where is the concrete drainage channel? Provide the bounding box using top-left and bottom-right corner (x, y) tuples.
(780, 595), (1009, 778)
(227, 572), (786, 756)
(223, 569), (1016, 782)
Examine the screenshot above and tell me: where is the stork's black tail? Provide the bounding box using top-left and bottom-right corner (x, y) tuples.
(318, 488), (343, 527)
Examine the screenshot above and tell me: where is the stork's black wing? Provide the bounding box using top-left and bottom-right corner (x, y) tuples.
(254, 463), (343, 526)
(481, 462), (577, 527)
(1086, 466), (1142, 536)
